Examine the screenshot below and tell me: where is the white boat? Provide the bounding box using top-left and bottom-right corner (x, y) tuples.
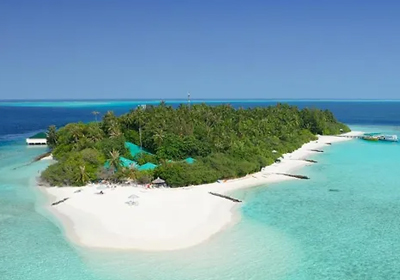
(378, 135), (398, 142)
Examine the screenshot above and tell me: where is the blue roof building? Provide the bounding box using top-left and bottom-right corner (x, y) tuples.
(125, 142), (153, 158)
(138, 162), (158, 171)
(184, 157), (196, 164)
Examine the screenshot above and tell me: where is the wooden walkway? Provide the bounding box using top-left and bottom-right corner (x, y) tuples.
(209, 192), (242, 203)
(51, 197), (69, 206)
(275, 173), (310, 180)
(338, 135), (364, 139)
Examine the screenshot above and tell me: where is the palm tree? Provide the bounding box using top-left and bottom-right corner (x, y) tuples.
(65, 123), (84, 143)
(92, 111), (100, 122)
(86, 123), (104, 143)
(46, 125), (58, 148)
(108, 149), (120, 171)
(126, 111), (136, 130)
(153, 128), (165, 147)
(108, 126), (122, 138)
(136, 107), (145, 150)
(76, 165), (90, 185)
(102, 111), (118, 136)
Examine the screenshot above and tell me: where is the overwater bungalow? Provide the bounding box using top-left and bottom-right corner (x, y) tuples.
(26, 132), (47, 145)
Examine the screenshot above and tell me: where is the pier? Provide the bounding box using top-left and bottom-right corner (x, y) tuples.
(12, 151), (52, 170)
(51, 197), (69, 206)
(309, 149), (324, 153)
(33, 151), (51, 162)
(209, 192), (242, 203)
(303, 159), (318, 163)
(338, 135), (364, 139)
(338, 134), (398, 142)
(276, 173), (310, 179)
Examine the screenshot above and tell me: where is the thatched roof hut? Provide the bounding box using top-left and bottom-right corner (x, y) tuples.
(152, 177), (165, 184)
(152, 177), (166, 187)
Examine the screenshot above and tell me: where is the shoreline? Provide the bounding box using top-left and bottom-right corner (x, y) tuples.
(39, 132), (363, 251)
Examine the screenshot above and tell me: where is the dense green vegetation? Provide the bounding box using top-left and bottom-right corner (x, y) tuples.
(41, 103), (350, 187)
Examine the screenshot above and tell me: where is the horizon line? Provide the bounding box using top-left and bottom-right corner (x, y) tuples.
(2, 98), (400, 102)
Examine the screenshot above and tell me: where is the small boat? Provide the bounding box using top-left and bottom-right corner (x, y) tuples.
(362, 136), (379, 141)
(378, 135), (398, 142)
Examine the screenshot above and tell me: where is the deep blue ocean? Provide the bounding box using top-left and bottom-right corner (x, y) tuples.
(1, 100), (400, 280)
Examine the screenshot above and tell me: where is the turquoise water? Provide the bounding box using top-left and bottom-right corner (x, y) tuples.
(1, 125), (400, 279)
(0, 144), (104, 280)
(238, 137), (400, 279)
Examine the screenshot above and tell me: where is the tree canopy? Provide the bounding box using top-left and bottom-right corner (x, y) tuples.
(41, 103), (350, 187)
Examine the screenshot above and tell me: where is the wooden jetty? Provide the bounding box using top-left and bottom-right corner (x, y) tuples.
(12, 151), (52, 170)
(303, 159), (318, 163)
(276, 173), (310, 179)
(339, 134), (398, 142)
(209, 192), (242, 203)
(51, 197), (69, 206)
(338, 135), (364, 139)
(33, 151), (52, 162)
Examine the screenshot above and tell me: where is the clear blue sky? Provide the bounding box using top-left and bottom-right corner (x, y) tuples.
(1, 0), (399, 100)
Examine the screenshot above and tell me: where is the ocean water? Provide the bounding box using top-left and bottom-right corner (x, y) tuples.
(1, 101), (400, 279)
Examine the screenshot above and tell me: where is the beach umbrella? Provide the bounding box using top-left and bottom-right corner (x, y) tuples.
(128, 194), (139, 199)
(125, 200), (139, 206)
(152, 177), (165, 184)
(97, 185), (107, 190)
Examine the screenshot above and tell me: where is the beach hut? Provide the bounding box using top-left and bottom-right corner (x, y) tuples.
(184, 157), (195, 164)
(138, 162), (157, 171)
(152, 177), (166, 187)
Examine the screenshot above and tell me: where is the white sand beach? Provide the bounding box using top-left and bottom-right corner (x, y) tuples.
(41, 132), (363, 251)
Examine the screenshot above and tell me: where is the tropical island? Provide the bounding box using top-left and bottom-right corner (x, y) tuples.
(41, 102), (350, 187)
(38, 102), (361, 251)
